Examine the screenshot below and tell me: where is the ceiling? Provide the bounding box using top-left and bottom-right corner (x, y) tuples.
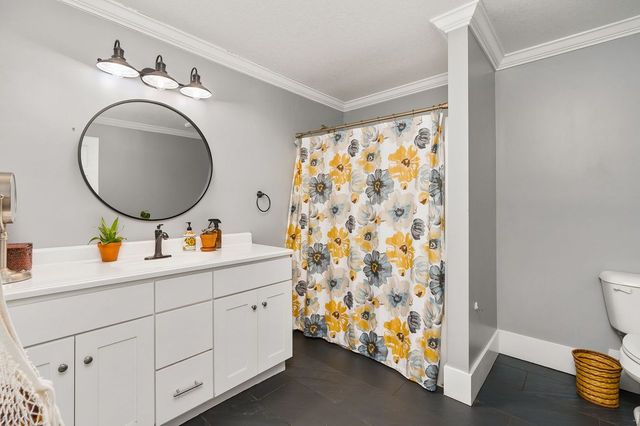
(93, 0), (640, 103)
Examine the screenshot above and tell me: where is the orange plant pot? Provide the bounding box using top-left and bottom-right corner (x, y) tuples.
(200, 233), (218, 252)
(97, 242), (122, 262)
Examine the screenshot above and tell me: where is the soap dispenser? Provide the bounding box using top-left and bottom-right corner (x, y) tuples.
(183, 222), (196, 251)
(212, 219), (222, 249)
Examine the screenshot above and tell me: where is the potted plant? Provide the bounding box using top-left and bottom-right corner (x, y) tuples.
(89, 217), (125, 262)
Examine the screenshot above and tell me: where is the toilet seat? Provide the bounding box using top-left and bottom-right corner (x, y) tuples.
(623, 334), (640, 365)
(621, 334), (640, 383)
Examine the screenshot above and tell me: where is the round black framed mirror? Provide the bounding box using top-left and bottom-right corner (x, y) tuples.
(78, 99), (212, 221)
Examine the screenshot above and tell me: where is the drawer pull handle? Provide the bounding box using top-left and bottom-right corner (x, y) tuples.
(83, 356), (93, 365)
(251, 305), (257, 311)
(173, 381), (203, 398)
(262, 301), (268, 308)
(58, 364), (68, 373)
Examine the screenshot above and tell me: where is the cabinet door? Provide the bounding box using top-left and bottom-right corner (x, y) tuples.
(257, 281), (293, 372)
(26, 337), (75, 426)
(75, 316), (154, 426)
(214, 289), (258, 396)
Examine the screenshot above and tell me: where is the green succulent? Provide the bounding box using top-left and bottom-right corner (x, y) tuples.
(89, 217), (125, 245)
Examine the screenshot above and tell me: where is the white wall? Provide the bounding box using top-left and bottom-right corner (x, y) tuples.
(0, 0), (342, 248)
(496, 34), (640, 353)
(467, 32), (497, 363)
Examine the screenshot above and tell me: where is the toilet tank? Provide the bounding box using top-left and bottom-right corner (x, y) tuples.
(600, 271), (640, 335)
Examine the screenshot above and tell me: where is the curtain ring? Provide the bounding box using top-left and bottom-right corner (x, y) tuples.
(256, 191), (271, 212)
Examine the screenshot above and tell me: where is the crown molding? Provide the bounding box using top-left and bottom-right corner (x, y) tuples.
(93, 116), (201, 139)
(58, 0), (344, 111)
(431, 1), (478, 35)
(498, 14), (640, 70)
(343, 73), (448, 111)
(468, 1), (503, 69)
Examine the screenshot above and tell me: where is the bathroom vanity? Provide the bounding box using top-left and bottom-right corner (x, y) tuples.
(3, 233), (292, 426)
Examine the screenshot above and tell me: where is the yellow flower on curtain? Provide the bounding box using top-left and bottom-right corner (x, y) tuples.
(285, 223), (301, 251)
(329, 153), (352, 190)
(420, 328), (441, 363)
(357, 145), (381, 173)
(325, 300), (349, 337)
(292, 291), (301, 318)
(354, 224), (378, 252)
(327, 227), (350, 261)
(354, 303), (377, 332)
(293, 160), (303, 188)
(386, 232), (415, 275)
(389, 145), (420, 189)
(384, 318), (411, 363)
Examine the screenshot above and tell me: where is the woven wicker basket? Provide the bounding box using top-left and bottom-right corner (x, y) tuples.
(572, 349), (622, 408)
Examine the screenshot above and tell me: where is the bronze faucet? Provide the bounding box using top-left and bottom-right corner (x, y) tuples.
(145, 224), (172, 260)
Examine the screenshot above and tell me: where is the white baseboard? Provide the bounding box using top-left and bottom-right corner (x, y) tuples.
(444, 329), (499, 406)
(498, 330), (640, 394)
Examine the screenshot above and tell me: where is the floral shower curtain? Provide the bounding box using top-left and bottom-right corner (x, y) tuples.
(285, 112), (445, 391)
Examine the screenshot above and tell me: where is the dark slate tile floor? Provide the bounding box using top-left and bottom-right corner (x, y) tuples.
(183, 332), (640, 426)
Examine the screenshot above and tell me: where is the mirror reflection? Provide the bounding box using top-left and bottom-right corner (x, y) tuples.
(79, 100), (212, 220)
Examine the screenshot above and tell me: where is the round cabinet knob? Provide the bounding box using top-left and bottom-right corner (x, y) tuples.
(57, 364), (68, 373)
(251, 305), (257, 311)
(83, 355), (93, 365)
(262, 301), (268, 308)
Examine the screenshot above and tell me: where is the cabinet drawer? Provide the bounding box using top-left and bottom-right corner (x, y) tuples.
(155, 271), (212, 312)
(156, 301), (213, 369)
(9, 282), (153, 347)
(156, 350), (214, 425)
(213, 256), (291, 299)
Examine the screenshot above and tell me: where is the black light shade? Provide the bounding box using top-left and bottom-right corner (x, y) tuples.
(179, 68), (213, 99)
(141, 55), (179, 90)
(96, 40), (139, 78)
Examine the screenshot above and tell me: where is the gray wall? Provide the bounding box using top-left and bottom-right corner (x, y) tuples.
(496, 34), (640, 352)
(0, 0), (342, 248)
(468, 32), (497, 363)
(87, 124), (210, 219)
(343, 86), (447, 122)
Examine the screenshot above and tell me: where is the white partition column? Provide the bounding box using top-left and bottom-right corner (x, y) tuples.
(431, 0), (499, 406)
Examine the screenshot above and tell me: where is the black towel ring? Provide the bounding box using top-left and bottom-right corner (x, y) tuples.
(256, 191), (271, 212)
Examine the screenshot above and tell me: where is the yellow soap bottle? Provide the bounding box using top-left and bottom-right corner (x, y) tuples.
(183, 222), (196, 251)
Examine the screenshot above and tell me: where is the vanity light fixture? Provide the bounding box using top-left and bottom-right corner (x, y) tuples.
(95, 40), (212, 99)
(96, 40), (140, 78)
(141, 55), (179, 90)
(180, 68), (213, 99)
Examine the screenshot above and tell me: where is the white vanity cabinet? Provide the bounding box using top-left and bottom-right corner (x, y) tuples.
(213, 258), (292, 396)
(6, 237), (292, 426)
(26, 338), (75, 426)
(75, 316), (155, 425)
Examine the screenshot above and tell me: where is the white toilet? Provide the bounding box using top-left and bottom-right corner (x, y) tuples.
(600, 271), (640, 425)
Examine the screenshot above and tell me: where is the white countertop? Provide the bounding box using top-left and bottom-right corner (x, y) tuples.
(3, 233), (291, 302)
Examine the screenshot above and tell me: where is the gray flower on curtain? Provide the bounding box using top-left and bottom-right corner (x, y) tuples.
(358, 331), (388, 362)
(424, 364), (439, 391)
(414, 128), (431, 149)
(307, 243), (330, 274)
(348, 139), (359, 157)
(383, 278), (411, 317)
(429, 261), (445, 304)
(365, 169), (394, 204)
(428, 169), (443, 205)
(304, 314), (328, 338)
(363, 250), (392, 287)
(309, 173), (333, 204)
(411, 218), (425, 240)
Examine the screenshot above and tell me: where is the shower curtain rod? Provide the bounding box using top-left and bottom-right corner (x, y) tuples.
(295, 102), (448, 139)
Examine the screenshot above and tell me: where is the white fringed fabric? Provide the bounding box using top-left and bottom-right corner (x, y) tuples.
(0, 283), (63, 425)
